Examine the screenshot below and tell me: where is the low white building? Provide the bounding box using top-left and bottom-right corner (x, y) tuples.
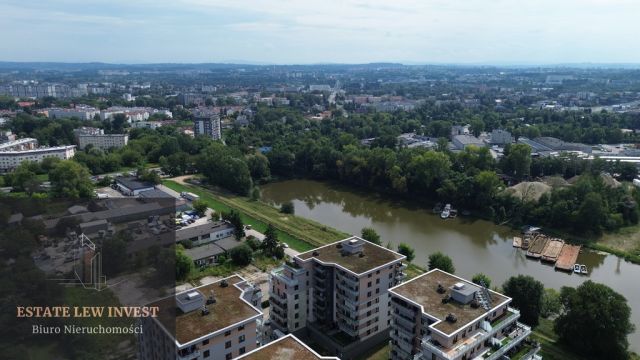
(78, 134), (128, 150)
(48, 106), (98, 120)
(0, 145), (76, 172)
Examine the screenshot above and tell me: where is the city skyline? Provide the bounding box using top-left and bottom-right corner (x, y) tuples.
(2, 0), (639, 64)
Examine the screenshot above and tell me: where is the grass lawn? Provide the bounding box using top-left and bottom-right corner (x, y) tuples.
(360, 342), (390, 360)
(163, 180), (348, 252)
(531, 318), (583, 360)
(405, 262), (426, 279)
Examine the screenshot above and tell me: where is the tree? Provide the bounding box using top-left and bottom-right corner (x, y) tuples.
(246, 153), (271, 180)
(576, 192), (605, 235)
(397, 243), (415, 262)
(175, 247), (193, 281)
(101, 236), (128, 276)
(192, 199), (208, 216)
(230, 244), (253, 266)
(222, 210), (245, 240)
(250, 187), (261, 201)
(472, 273), (492, 288)
(504, 143), (531, 181)
(428, 252), (455, 273)
(49, 160), (94, 198)
(361, 227), (381, 245)
(502, 275), (544, 326)
(7, 162), (42, 194)
(540, 288), (561, 318)
(280, 201), (295, 214)
(555, 281), (634, 360)
(261, 224), (283, 258)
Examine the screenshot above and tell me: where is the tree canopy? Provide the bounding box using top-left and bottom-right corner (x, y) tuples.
(502, 275), (544, 327)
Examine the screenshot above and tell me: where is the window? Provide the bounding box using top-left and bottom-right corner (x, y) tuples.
(295, 313), (299, 319)
(294, 294), (299, 300)
(224, 330), (231, 336)
(239, 347), (246, 355)
(203, 350), (210, 358)
(376, 278), (380, 284)
(225, 341), (231, 349)
(294, 285), (299, 290)
(226, 353), (232, 360)
(295, 322), (299, 328)
(239, 335), (245, 343)
(203, 339), (209, 345)
(238, 325), (245, 331)
(367, 281), (372, 287)
(367, 291), (371, 297)
(376, 288), (380, 294)
(295, 303), (299, 309)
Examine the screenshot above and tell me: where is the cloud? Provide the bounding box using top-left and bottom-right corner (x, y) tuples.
(0, 0), (639, 63)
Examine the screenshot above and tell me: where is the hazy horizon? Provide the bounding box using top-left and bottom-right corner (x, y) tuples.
(2, 0), (639, 64)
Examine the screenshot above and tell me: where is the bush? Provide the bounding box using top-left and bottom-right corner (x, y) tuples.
(229, 244), (253, 266)
(397, 243), (415, 262)
(280, 201), (295, 214)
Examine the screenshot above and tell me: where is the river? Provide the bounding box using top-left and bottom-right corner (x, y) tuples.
(261, 179), (640, 351)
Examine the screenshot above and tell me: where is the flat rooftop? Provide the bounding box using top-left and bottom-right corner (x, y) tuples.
(296, 236), (404, 275)
(390, 269), (509, 335)
(238, 335), (338, 360)
(151, 275), (260, 345)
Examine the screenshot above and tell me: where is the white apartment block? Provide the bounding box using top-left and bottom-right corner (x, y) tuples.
(0, 138), (38, 151)
(133, 121), (164, 130)
(138, 275), (264, 360)
(78, 134), (128, 150)
(269, 237), (406, 359)
(0, 145), (76, 171)
(48, 106), (99, 120)
(388, 269), (541, 360)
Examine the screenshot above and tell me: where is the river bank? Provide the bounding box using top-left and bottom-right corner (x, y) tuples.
(260, 178), (640, 352)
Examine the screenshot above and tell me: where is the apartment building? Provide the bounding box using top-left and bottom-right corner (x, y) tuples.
(138, 275), (264, 360)
(0, 145), (76, 172)
(78, 133), (129, 150)
(388, 269), (541, 360)
(269, 236), (406, 359)
(236, 334), (339, 360)
(48, 106), (99, 120)
(193, 110), (221, 140)
(0, 138), (37, 151)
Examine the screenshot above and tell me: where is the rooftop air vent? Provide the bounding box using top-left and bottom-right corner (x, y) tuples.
(441, 295), (451, 304)
(313, 251), (320, 256)
(220, 279), (228, 288)
(453, 282), (465, 290)
(206, 290), (216, 305)
(349, 239), (359, 245)
(446, 313), (457, 323)
(336, 244), (342, 249)
(470, 299), (480, 309)
(359, 252), (365, 258)
(437, 283), (446, 294)
(201, 306), (210, 316)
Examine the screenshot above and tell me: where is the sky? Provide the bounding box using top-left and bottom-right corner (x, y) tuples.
(1, 0), (639, 65)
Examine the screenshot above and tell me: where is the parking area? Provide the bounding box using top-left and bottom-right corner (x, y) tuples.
(95, 186), (125, 198)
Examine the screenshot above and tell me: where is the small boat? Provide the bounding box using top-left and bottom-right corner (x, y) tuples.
(573, 264), (581, 273)
(440, 204), (451, 219)
(580, 264), (588, 275)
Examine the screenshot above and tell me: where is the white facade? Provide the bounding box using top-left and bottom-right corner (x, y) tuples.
(0, 145), (76, 171)
(78, 134), (129, 150)
(48, 107), (98, 121)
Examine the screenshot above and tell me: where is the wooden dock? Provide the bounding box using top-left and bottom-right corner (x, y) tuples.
(526, 236), (549, 259)
(513, 236), (522, 248)
(555, 245), (582, 271)
(541, 239), (564, 262)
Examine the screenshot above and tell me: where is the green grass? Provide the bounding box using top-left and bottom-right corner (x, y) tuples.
(531, 318), (583, 360)
(360, 342), (390, 360)
(405, 262), (426, 279)
(163, 180), (347, 252)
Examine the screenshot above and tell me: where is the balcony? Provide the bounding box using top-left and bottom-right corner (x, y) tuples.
(177, 346), (199, 360)
(483, 307), (520, 335)
(421, 329), (488, 360)
(391, 332), (415, 354)
(272, 267), (299, 287)
(482, 322), (532, 360)
(270, 295), (288, 308)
